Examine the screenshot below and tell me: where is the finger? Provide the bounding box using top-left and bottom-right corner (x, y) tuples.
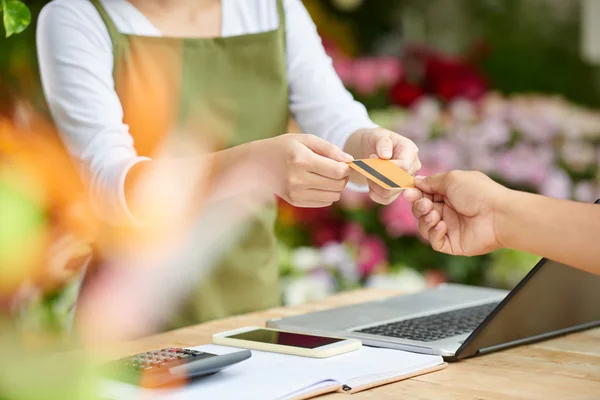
(429, 221), (451, 254)
(414, 173), (452, 195)
(402, 188), (424, 203)
(305, 152), (352, 180)
(375, 136), (393, 159)
(391, 137), (419, 172)
(412, 198), (434, 219)
(418, 210), (441, 240)
(433, 201), (444, 216)
(407, 158), (422, 176)
(304, 173), (348, 192)
(297, 189), (343, 203)
(293, 201), (335, 208)
(369, 188), (401, 205)
(299, 134), (354, 163)
(367, 180), (402, 199)
(403, 187), (433, 203)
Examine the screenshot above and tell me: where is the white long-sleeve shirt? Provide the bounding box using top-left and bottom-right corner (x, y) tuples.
(37, 0), (375, 223)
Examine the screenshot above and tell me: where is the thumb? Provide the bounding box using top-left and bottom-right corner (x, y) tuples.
(299, 134), (354, 162)
(415, 173), (450, 195)
(375, 135), (393, 159)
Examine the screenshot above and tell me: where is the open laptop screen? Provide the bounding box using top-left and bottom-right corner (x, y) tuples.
(455, 199), (600, 360)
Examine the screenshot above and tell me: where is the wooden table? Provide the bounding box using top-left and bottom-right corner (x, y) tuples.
(113, 289), (600, 399)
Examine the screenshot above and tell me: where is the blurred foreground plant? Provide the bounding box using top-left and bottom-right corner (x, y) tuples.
(1, 0), (31, 37)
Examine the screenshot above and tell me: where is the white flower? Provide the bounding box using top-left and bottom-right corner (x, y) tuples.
(574, 181), (599, 203)
(561, 140), (596, 172)
(282, 274), (335, 306)
(478, 118), (510, 147)
(414, 97), (441, 124)
(365, 269), (426, 293)
(540, 168), (572, 199)
(290, 247), (322, 272)
(449, 98), (475, 123)
(321, 243), (359, 283)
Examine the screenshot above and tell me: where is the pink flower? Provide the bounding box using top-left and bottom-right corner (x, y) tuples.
(495, 144), (549, 187)
(357, 236), (388, 277)
(478, 118), (510, 147)
(376, 57), (403, 86)
(540, 168), (572, 199)
(534, 144), (556, 168)
(507, 100), (559, 142)
(419, 139), (464, 171)
(397, 115), (430, 143)
(342, 223), (365, 245)
(333, 58), (354, 87)
(380, 198), (419, 238)
(353, 59), (380, 95)
(470, 149), (499, 174)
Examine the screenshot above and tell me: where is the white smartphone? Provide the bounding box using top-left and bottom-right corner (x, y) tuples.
(212, 326), (362, 358)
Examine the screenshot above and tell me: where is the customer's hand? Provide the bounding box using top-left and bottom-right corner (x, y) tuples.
(249, 134), (353, 207)
(349, 128), (421, 205)
(402, 171), (510, 256)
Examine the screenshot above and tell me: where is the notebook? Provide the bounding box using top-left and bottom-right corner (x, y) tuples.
(101, 344), (446, 400)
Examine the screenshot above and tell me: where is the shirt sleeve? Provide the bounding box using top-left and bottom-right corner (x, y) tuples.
(36, 0), (149, 225)
(283, 0), (375, 192)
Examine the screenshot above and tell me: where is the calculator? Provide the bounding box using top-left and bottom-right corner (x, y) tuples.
(103, 347), (251, 388)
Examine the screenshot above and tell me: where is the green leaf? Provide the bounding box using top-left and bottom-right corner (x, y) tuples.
(3, 0), (31, 38)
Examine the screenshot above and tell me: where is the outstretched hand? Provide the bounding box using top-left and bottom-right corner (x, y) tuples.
(402, 171), (509, 256)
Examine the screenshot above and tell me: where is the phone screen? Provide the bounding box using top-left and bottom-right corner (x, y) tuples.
(228, 329), (344, 349)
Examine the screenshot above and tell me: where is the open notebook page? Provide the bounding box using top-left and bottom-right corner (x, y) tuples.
(101, 344), (444, 400)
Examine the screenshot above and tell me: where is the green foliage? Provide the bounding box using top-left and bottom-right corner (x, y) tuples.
(316, 0), (404, 55)
(1, 0), (31, 38)
(465, 0), (600, 108)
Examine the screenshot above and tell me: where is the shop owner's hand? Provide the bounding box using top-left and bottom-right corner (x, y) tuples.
(346, 127), (421, 205)
(248, 134), (353, 208)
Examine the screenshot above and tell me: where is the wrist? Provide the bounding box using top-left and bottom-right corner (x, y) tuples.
(238, 139), (274, 189)
(344, 128), (370, 159)
(493, 188), (519, 250)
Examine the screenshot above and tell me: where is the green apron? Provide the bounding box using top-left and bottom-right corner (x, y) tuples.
(90, 0), (289, 328)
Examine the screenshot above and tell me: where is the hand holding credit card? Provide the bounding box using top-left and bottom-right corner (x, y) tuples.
(348, 159), (415, 189)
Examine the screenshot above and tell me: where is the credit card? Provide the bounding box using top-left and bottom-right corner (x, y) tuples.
(348, 159), (415, 189)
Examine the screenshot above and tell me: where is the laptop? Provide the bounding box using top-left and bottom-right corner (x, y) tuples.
(267, 200), (600, 361)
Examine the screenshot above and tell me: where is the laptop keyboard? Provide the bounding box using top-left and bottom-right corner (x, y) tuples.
(355, 302), (500, 342)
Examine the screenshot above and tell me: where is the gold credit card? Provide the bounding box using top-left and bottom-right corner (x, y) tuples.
(349, 159), (415, 189)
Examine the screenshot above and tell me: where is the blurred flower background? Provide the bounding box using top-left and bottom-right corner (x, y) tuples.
(0, 0), (599, 322)
(0, 0), (599, 330)
(1, 0), (600, 398)
(276, 0), (600, 305)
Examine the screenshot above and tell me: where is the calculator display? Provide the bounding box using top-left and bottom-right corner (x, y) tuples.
(228, 329), (343, 349)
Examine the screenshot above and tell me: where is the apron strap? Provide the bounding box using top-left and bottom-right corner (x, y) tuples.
(276, 0), (285, 26)
(276, 0), (286, 49)
(89, 0), (121, 51)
